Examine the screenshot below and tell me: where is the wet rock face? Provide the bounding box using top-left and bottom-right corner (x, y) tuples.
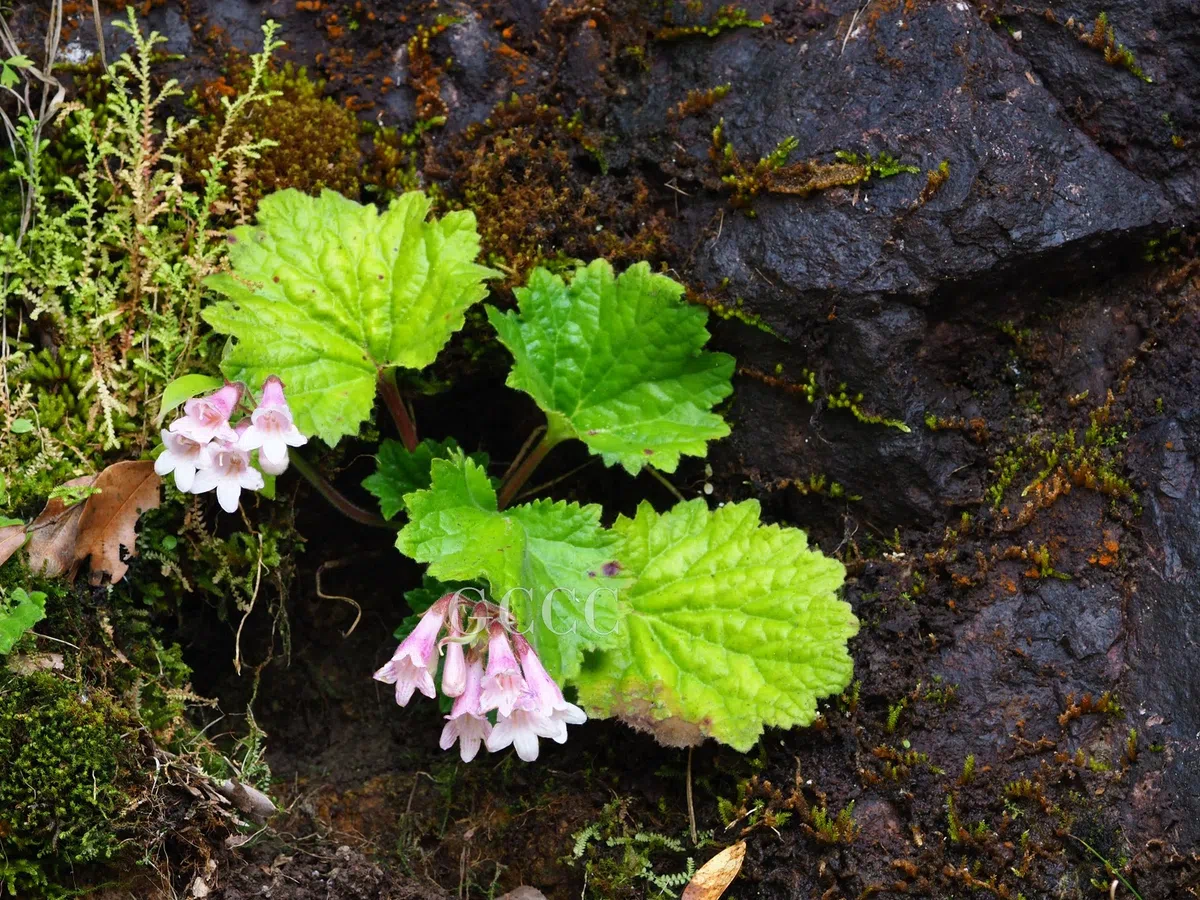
(628, 0), (1193, 307)
(595, 0), (1198, 526)
(1128, 413), (1200, 844)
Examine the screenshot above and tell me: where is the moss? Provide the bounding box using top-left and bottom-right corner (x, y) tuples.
(183, 62), (362, 205)
(984, 393), (1139, 515)
(568, 798), (697, 899)
(916, 159), (951, 206)
(362, 117), (445, 203)
(669, 84), (732, 120)
(686, 285), (779, 335)
(711, 121), (918, 211)
(740, 365), (911, 432)
(0, 672), (143, 894)
(1077, 12), (1151, 83)
(655, 4), (768, 40)
(447, 94), (668, 286)
(406, 19), (458, 121)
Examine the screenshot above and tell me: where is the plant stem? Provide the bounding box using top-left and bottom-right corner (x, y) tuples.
(288, 449), (396, 530)
(687, 746), (698, 845)
(497, 429), (560, 510)
(378, 368), (418, 451)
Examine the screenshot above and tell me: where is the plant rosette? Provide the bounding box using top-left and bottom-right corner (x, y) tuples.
(171, 188), (861, 760)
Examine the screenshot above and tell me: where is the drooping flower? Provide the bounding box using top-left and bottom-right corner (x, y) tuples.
(440, 598), (468, 698)
(439, 654), (491, 762)
(190, 425), (265, 514)
(237, 376), (307, 469)
(154, 429), (207, 493)
(374, 595), (451, 706)
(479, 623), (526, 717)
(442, 638), (467, 699)
(170, 382), (243, 445)
(485, 699), (562, 762)
(514, 634), (587, 741)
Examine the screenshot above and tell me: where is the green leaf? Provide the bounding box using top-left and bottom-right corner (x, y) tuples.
(157, 374), (225, 424)
(573, 499), (857, 751)
(397, 453), (622, 679)
(10, 418), (33, 435)
(258, 469), (276, 500)
(0, 589), (47, 655)
(363, 438), (489, 520)
(0, 516), (22, 528)
(487, 260), (735, 474)
(204, 189), (499, 446)
(0, 56), (32, 91)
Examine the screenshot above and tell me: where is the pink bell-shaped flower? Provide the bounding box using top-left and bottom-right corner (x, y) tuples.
(439, 654), (492, 762)
(479, 623), (527, 717)
(514, 634), (587, 742)
(237, 376), (307, 469)
(485, 698), (562, 762)
(373, 595), (451, 706)
(170, 382), (242, 445)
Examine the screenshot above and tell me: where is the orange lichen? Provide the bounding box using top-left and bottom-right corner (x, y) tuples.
(1088, 530), (1121, 568)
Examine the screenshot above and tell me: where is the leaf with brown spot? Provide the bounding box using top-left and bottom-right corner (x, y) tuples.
(26, 476), (97, 577)
(682, 841), (746, 900)
(73, 461), (161, 585)
(0, 523), (27, 567)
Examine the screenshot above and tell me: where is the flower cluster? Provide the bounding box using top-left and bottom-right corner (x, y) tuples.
(156, 377), (307, 513)
(374, 593), (587, 762)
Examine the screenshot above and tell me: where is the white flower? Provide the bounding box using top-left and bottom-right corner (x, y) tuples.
(190, 439), (265, 514)
(154, 429), (207, 492)
(485, 702), (562, 762)
(238, 376), (307, 469)
(256, 451), (290, 476)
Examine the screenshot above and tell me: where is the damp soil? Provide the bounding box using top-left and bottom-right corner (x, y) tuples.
(35, 0), (1200, 897)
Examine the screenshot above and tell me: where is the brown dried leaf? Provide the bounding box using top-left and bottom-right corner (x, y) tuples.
(7, 652), (64, 675)
(0, 523), (27, 567)
(74, 460), (161, 585)
(27, 475), (97, 577)
(682, 841), (746, 900)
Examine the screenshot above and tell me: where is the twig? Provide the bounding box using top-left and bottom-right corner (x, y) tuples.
(315, 558), (367, 636)
(841, 3), (869, 56)
(514, 458), (596, 503)
(90, 0), (106, 69)
(233, 527), (264, 675)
